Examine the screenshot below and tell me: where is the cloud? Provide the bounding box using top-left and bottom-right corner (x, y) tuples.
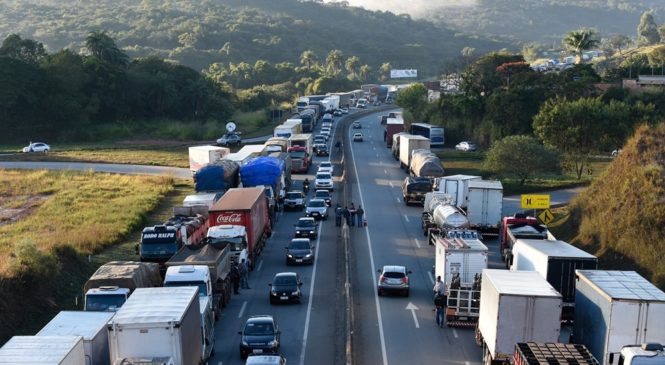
(324, 0), (477, 19)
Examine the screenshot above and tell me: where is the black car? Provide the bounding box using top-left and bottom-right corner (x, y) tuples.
(269, 272), (303, 303)
(238, 315), (281, 358)
(294, 217), (317, 239)
(285, 239), (315, 265)
(314, 189), (332, 206)
(315, 144), (329, 156)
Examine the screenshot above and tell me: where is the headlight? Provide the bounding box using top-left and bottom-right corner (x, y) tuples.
(305, 254), (312, 258)
(268, 340), (279, 348)
(291, 291), (299, 295)
(287, 254), (293, 258)
(242, 340), (249, 346)
(296, 231), (301, 234)
(271, 291), (278, 296)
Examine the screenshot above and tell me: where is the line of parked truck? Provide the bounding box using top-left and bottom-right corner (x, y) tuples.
(380, 111), (665, 365)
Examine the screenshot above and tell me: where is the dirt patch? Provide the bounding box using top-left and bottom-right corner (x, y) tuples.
(0, 195), (51, 227)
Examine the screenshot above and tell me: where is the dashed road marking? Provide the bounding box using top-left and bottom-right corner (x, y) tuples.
(238, 301), (247, 318)
(453, 328), (459, 338)
(413, 238), (421, 248)
(257, 260), (264, 271)
(427, 271), (435, 285)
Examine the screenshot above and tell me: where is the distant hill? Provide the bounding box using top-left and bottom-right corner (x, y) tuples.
(569, 123), (665, 290)
(0, 0), (507, 77)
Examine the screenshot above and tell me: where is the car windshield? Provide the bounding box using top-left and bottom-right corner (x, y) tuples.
(320, 163), (332, 168)
(315, 191), (329, 198)
(286, 192), (302, 199)
(383, 271), (405, 279)
(316, 174), (330, 180)
(274, 276), (298, 286)
(297, 219), (315, 227)
(289, 240), (310, 249)
(244, 321), (275, 336)
(290, 151), (306, 159)
(309, 200), (325, 207)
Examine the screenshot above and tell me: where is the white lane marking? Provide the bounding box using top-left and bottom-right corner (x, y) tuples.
(384, 169), (388, 175)
(256, 260), (264, 271)
(299, 210), (323, 365)
(373, 147), (376, 151)
(389, 182), (394, 188)
(218, 362), (223, 365)
(238, 301), (247, 319)
(465, 362), (471, 365)
(427, 271), (435, 285)
(348, 124), (389, 365)
(403, 215), (410, 222)
(396, 198), (401, 203)
(452, 328), (459, 338)
(413, 238), (421, 248)
(406, 302), (420, 329)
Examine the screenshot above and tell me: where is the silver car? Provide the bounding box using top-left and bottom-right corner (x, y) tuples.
(377, 265), (411, 297)
(305, 198), (328, 220)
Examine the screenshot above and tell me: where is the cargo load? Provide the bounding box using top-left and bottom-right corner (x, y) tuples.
(83, 261), (162, 294)
(188, 145), (230, 173)
(514, 343), (599, 365)
(410, 149), (445, 178)
(240, 156), (284, 192)
(194, 160), (240, 192)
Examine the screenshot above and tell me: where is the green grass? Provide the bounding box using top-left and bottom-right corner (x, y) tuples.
(1, 148), (190, 168)
(437, 150), (611, 195)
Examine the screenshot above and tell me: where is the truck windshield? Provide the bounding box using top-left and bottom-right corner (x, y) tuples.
(164, 281), (207, 296)
(85, 294), (126, 312)
(209, 236), (246, 252)
(140, 242), (178, 255)
(289, 151), (306, 159)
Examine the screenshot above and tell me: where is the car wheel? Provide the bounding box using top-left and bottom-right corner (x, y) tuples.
(404, 290), (410, 297)
(377, 290), (382, 296)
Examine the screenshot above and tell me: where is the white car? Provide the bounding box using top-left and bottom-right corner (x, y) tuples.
(305, 198), (328, 220)
(321, 130), (331, 140)
(318, 161), (333, 174)
(315, 172), (333, 191)
(341, 107), (349, 114)
(22, 142), (50, 153)
(455, 141), (477, 151)
(353, 133), (363, 142)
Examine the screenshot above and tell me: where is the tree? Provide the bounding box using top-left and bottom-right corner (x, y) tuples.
(379, 62), (391, 81)
(563, 28), (600, 64)
(461, 52), (524, 96)
(606, 34), (632, 58)
(85, 30), (129, 66)
(648, 46), (665, 74)
(345, 56), (360, 80)
(0, 34), (46, 65)
(637, 11), (660, 45)
(299, 50), (317, 70)
(533, 97), (627, 179)
(659, 24), (665, 43)
(325, 49), (344, 76)
(395, 84), (427, 120)
(359, 64), (372, 82)
(482, 135), (560, 185)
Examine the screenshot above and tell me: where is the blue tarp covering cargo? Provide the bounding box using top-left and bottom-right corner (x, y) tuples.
(194, 160), (239, 192)
(240, 156), (284, 191)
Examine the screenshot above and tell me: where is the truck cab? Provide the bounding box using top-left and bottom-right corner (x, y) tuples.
(84, 286), (131, 312)
(618, 344), (665, 365)
(500, 213), (551, 267)
(138, 225), (181, 264)
(207, 225), (249, 266)
(288, 146), (309, 173)
(163, 265), (213, 304)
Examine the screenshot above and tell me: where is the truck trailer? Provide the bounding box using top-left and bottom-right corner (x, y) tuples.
(511, 239), (597, 320)
(433, 174), (482, 209)
(208, 187), (272, 265)
(573, 270), (665, 365)
(107, 287), (202, 365)
(477, 270), (563, 365)
(514, 343), (599, 365)
(399, 135), (430, 171)
(38, 311), (114, 365)
(385, 117), (405, 148)
(0, 336), (85, 365)
(188, 145), (230, 173)
(466, 180), (503, 233)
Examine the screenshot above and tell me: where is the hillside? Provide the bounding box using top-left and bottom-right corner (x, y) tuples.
(0, 0), (506, 77)
(569, 123), (665, 289)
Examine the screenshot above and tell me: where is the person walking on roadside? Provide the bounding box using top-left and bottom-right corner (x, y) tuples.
(433, 275), (445, 298)
(343, 206), (351, 226)
(356, 205), (364, 227)
(335, 203), (343, 226)
(239, 259), (250, 289)
(349, 203), (357, 227)
(434, 292), (445, 328)
(231, 264), (241, 294)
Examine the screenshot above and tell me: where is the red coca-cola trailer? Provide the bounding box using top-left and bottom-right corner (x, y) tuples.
(208, 187), (272, 263)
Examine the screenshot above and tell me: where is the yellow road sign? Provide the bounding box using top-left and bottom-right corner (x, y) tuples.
(521, 194), (550, 209)
(538, 208), (554, 225)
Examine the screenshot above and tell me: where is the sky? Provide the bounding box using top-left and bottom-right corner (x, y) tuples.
(323, 0), (477, 19)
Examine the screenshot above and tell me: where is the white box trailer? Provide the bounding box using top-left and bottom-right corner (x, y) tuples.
(399, 135), (430, 171)
(0, 336), (85, 365)
(466, 180), (503, 231)
(434, 174), (482, 208)
(573, 271), (665, 365)
(107, 287), (202, 365)
(182, 192), (224, 209)
(478, 270), (562, 365)
(38, 311), (115, 365)
(188, 145), (230, 173)
(434, 230), (488, 289)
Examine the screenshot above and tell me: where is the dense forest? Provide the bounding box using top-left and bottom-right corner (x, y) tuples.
(0, 0), (505, 77)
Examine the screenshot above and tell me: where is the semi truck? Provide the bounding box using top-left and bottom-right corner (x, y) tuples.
(37, 311), (115, 365)
(410, 149), (445, 178)
(432, 229), (487, 326)
(466, 180), (503, 233)
(284, 118), (303, 133)
(297, 109), (317, 132)
(500, 213), (556, 268)
(399, 135), (430, 171)
(188, 145), (230, 173)
(433, 175), (482, 208)
(574, 270), (665, 365)
(107, 287), (202, 365)
(422, 192), (469, 239)
(392, 132), (410, 160)
(385, 117), (405, 148)
(208, 187), (272, 265)
(274, 123), (299, 138)
(476, 270), (563, 365)
(0, 336), (86, 365)
(511, 239), (598, 321)
(182, 192), (224, 210)
(194, 159), (240, 192)
(264, 136), (289, 153)
(83, 261), (162, 312)
(288, 134), (313, 173)
(514, 343), (599, 365)
(164, 242), (233, 318)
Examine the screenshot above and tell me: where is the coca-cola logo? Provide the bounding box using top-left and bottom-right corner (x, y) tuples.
(216, 213), (242, 224)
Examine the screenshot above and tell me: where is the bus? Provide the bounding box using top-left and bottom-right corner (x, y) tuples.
(410, 123), (445, 147)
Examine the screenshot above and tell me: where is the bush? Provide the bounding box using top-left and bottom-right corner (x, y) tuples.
(9, 240), (61, 282)
(482, 135), (561, 185)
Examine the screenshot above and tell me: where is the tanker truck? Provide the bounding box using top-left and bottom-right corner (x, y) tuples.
(422, 192), (470, 241)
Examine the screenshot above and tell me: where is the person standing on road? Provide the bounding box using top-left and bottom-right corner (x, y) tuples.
(239, 259), (250, 289)
(343, 206), (351, 226)
(356, 205), (364, 227)
(349, 203), (357, 227)
(433, 275), (445, 297)
(434, 292), (445, 328)
(231, 264), (241, 294)
(335, 203), (343, 226)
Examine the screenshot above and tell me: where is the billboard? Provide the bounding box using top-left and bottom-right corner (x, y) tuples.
(390, 69), (418, 78)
